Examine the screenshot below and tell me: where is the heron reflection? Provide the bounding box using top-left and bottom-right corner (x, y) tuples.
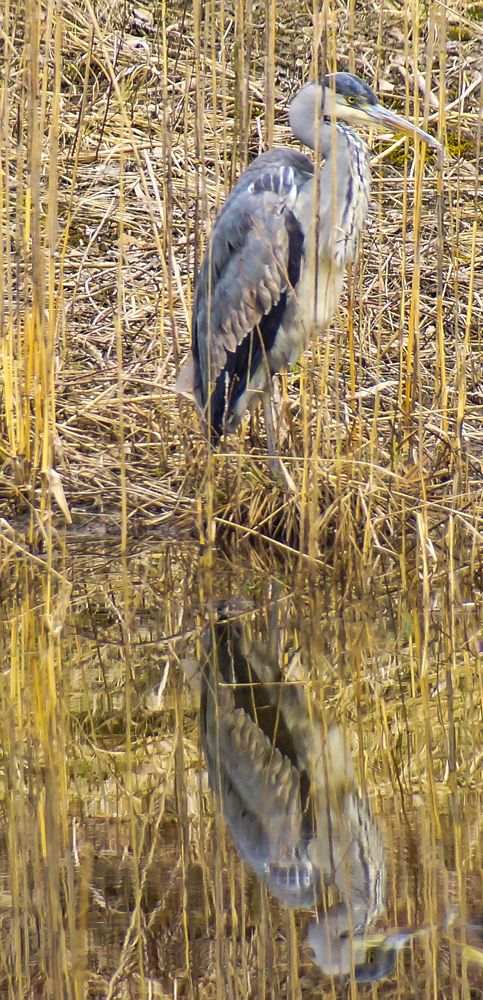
(200, 608), (400, 981)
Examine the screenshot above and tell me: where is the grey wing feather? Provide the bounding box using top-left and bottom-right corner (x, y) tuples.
(202, 672), (322, 907)
(204, 689), (302, 846)
(192, 151), (313, 410)
(194, 191), (291, 397)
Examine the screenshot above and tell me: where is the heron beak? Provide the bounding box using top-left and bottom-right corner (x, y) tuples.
(367, 103), (441, 149)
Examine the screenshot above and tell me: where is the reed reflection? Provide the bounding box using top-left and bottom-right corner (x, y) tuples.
(200, 604), (398, 982)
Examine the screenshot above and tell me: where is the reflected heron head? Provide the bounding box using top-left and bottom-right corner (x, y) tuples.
(308, 903), (398, 983)
(308, 901), (445, 982)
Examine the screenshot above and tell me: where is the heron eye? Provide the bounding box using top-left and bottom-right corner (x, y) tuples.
(346, 95), (356, 105)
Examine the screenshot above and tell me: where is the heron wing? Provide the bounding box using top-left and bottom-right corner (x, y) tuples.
(192, 154), (312, 437)
(201, 617), (310, 867)
(202, 678), (306, 866)
(200, 615), (323, 904)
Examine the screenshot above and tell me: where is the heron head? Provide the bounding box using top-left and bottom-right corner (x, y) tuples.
(289, 72), (440, 150)
(308, 904), (401, 983)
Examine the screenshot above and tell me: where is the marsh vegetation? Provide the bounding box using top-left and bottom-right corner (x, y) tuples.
(0, 0), (481, 997)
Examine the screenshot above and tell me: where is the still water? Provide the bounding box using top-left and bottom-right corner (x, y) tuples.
(0, 536), (481, 998)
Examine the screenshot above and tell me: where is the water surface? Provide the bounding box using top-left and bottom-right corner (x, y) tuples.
(0, 536), (480, 998)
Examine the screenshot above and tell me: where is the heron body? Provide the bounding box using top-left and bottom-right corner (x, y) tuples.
(200, 614), (389, 976)
(192, 150), (312, 435)
(192, 132), (369, 437)
(199, 611), (452, 979)
(178, 72), (438, 447)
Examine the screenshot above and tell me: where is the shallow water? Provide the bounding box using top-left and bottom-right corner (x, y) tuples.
(0, 536), (481, 998)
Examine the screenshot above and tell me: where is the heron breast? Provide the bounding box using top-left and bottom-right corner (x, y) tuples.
(292, 257), (345, 340)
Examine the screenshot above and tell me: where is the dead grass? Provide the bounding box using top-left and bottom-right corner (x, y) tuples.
(0, 0), (481, 561)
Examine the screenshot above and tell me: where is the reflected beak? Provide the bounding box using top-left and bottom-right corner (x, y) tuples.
(367, 103), (441, 150)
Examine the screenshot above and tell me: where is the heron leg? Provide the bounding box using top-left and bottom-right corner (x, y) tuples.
(262, 389), (278, 458)
(262, 389), (296, 492)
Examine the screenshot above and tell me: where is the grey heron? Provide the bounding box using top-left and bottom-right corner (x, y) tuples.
(200, 610), (398, 981)
(177, 72), (439, 469)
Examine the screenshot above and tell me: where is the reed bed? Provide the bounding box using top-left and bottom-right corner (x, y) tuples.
(0, 0), (481, 555)
(0, 0), (481, 997)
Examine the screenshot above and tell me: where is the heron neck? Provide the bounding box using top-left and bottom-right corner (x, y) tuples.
(318, 119), (366, 166)
(290, 118), (371, 275)
(318, 121), (370, 237)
